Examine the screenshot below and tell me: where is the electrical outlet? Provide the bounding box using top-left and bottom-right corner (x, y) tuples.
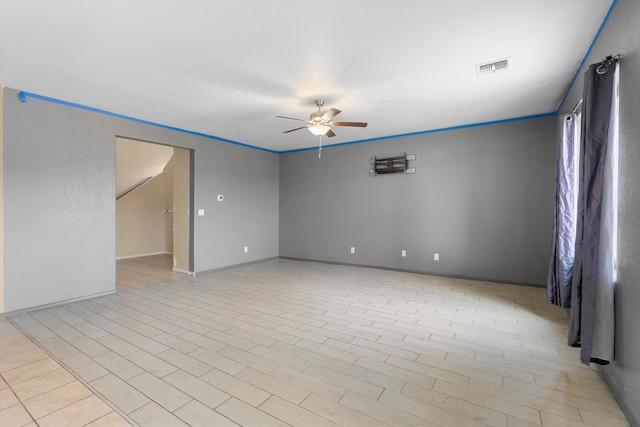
(401, 250), (407, 257)
(350, 247), (355, 254)
(434, 253), (439, 261)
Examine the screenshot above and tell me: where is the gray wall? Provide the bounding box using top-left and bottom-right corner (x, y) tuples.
(2, 87), (279, 313)
(280, 116), (557, 286)
(558, 0), (640, 424)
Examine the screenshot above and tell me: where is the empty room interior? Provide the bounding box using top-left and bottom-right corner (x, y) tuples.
(0, 1), (639, 426)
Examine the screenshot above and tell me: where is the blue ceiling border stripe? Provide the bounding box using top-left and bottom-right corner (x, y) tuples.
(17, 91), (280, 154)
(280, 112), (557, 155)
(555, 0), (618, 112)
(15, 90), (559, 156)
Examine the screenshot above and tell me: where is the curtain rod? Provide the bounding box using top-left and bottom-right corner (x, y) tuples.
(572, 99), (583, 114)
(596, 54), (620, 75)
(568, 55), (618, 114)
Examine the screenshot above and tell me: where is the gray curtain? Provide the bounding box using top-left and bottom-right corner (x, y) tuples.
(568, 58), (619, 365)
(547, 113), (580, 308)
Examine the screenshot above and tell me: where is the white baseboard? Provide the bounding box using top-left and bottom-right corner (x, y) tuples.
(116, 251), (173, 260)
(172, 268), (195, 276)
(0, 290), (116, 318)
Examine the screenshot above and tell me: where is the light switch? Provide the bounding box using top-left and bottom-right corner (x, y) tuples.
(198, 209), (205, 216)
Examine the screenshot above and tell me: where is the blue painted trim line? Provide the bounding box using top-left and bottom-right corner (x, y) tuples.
(17, 91), (280, 154)
(17, 92), (559, 156)
(280, 112), (557, 154)
(555, 0), (618, 112)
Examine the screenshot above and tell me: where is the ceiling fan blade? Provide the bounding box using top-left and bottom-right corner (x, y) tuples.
(283, 126), (309, 133)
(276, 115), (308, 122)
(326, 129), (336, 138)
(332, 121), (368, 127)
(322, 108), (341, 121)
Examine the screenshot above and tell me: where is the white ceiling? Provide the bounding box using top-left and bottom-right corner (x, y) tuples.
(0, 0), (613, 153)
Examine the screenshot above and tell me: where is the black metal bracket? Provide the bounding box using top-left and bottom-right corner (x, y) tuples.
(370, 153), (416, 176)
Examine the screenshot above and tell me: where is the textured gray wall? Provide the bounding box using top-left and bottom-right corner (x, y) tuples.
(280, 116), (556, 286)
(2, 88), (279, 313)
(3, 90), (115, 312)
(558, 0), (640, 424)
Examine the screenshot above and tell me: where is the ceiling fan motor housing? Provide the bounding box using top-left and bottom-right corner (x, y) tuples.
(277, 98), (367, 141)
(310, 111), (324, 122)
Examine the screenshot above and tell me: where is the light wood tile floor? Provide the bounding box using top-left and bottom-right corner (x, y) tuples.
(2, 259), (631, 426)
(116, 254), (183, 290)
(0, 318), (130, 426)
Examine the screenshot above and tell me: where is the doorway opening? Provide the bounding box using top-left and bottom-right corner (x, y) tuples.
(115, 137), (194, 290)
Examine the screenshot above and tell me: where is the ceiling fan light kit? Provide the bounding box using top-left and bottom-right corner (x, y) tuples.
(309, 124), (331, 136)
(277, 99), (368, 158)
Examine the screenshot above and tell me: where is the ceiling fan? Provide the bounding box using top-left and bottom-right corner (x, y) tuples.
(277, 99), (368, 157)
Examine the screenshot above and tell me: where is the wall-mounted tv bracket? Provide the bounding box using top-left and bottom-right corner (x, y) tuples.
(370, 153), (416, 176)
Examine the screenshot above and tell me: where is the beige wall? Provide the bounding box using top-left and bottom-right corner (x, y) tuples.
(116, 173), (171, 258)
(163, 158), (174, 253)
(115, 140), (190, 268)
(172, 148), (190, 272)
(116, 137), (174, 196)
